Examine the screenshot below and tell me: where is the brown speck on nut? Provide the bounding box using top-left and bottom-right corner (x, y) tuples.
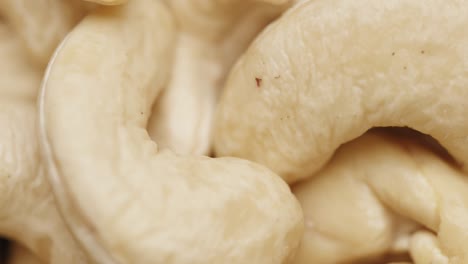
(255, 77), (262, 88)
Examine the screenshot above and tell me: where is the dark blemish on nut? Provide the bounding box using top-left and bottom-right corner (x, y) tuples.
(391, 52), (395, 56)
(403, 66), (407, 70)
(421, 50), (425, 54)
(141, 112), (144, 115)
(255, 77), (262, 88)
(274, 75), (281, 79)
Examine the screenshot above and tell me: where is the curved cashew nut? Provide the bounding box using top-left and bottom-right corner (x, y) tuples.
(214, 0), (468, 183)
(293, 131), (468, 264)
(0, 0), (89, 66)
(8, 244), (42, 264)
(40, 1), (303, 263)
(0, 24), (87, 263)
(148, 0), (291, 155)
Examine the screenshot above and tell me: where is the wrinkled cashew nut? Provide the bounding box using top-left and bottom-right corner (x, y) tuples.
(293, 132), (468, 264)
(0, 23), (87, 264)
(214, 0), (468, 183)
(40, 1), (303, 263)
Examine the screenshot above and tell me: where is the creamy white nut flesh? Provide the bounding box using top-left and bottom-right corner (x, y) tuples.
(148, 0), (291, 155)
(214, 0), (468, 183)
(293, 132), (468, 264)
(39, 1), (303, 263)
(0, 24), (87, 263)
(0, 0), (88, 67)
(8, 244), (42, 264)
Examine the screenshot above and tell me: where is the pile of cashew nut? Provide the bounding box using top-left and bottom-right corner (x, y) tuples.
(1, 0), (467, 263)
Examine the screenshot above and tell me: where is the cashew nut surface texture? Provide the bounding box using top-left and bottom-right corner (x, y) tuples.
(148, 0), (291, 155)
(40, 1), (303, 263)
(293, 131), (468, 264)
(214, 0), (468, 183)
(0, 23), (88, 264)
(0, 0), (88, 67)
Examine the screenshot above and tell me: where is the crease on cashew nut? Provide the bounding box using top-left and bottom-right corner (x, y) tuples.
(0, 0), (89, 67)
(0, 23), (88, 263)
(39, 1), (303, 263)
(8, 244), (42, 264)
(292, 131), (468, 264)
(148, 0), (292, 155)
(214, 0), (468, 183)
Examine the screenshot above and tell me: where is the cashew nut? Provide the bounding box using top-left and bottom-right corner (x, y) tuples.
(148, 0), (291, 155)
(39, 1), (303, 263)
(0, 23), (88, 263)
(293, 131), (468, 263)
(214, 0), (468, 183)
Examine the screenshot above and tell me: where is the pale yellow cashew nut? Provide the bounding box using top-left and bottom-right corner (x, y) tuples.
(293, 132), (468, 264)
(0, 0), (89, 67)
(39, 1), (303, 263)
(0, 24), (88, 264)
(214, 0), (468, 183)
(148, 0), (292, 155)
